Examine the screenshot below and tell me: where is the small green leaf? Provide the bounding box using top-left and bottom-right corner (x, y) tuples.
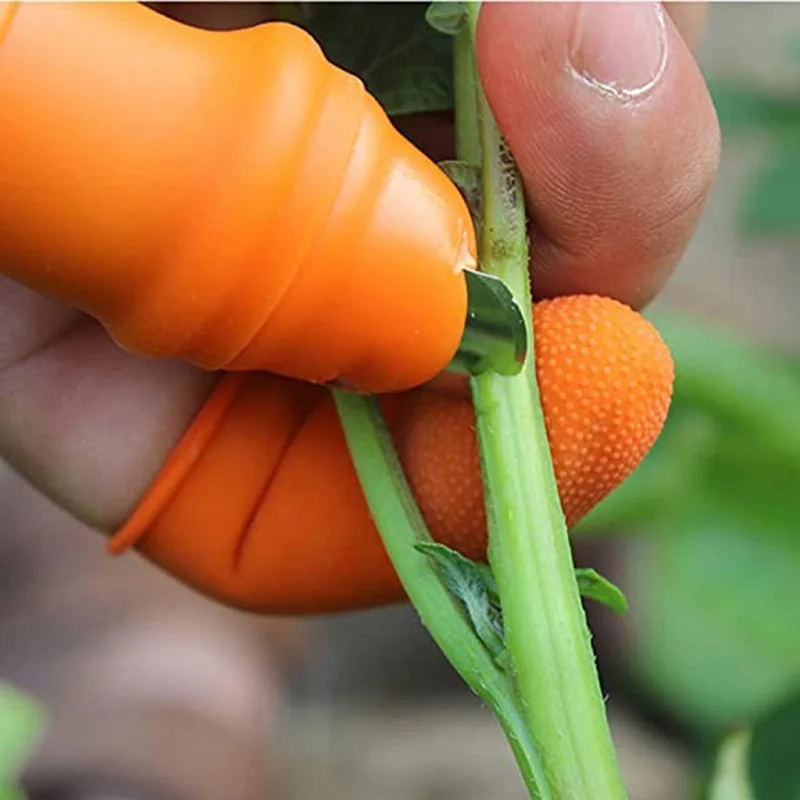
(425, 1), (467, 36)
(575, 568), (628, 615)
(290, 3), (454, 115)
(706, 729), (755, 800)
(438, 160), (482, 226)
(0, 683), (45, 782)
(414, 542), (506, 664)
(749, 694), (800, 800)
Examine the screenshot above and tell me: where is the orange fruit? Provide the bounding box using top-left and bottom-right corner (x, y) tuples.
(396, 295), (674, 561)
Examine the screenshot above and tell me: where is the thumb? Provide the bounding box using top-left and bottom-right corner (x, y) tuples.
(476, 1), (719, 309)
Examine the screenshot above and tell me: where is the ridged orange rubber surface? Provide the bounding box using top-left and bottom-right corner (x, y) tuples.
(0, 1), (472, 393)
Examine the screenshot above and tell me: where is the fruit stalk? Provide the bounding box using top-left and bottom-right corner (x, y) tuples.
(457, 5), (628, 798)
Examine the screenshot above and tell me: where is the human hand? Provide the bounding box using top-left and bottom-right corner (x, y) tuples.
(0, 2), (718, 613)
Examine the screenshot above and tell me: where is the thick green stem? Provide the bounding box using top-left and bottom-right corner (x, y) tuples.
(331, 391), (547, 795)
(457, 6), (628, 798)
(333, 4), (629, 797)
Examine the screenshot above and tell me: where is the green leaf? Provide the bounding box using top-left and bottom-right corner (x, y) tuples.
(748, 694), (800, 800)
(416, 541), (629, 650)
(704, 696), (800, 800)
(706, 729), (755, 800)
(0, 683), (45, 782)
(414, 542), (507, 665)
(575, 569), (628, 615)
(438, 160), (482, 225)
(272, 2), (313, 25)
(425, 1), (467, 36)
(289, 3), (454, 115)
(629, 511), (800, 734)
(740, 142), (800, 236)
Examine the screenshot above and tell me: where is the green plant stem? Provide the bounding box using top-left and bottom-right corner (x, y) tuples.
(456, 7), (628, 798)
(331, 390), (548, 796)
(452, 16), (481, 166)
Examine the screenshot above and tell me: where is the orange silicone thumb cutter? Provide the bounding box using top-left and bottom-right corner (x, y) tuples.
(0, 1), (478, 393)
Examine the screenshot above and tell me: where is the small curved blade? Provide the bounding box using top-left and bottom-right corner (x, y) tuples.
(447, 269), (528, 378)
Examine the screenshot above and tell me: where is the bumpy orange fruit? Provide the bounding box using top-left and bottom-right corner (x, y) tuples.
(395, 295), (674, 561)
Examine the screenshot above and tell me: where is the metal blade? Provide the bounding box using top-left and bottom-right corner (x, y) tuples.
(447, 269), (528, 378)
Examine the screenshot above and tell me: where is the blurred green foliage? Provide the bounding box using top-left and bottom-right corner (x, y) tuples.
(570, 39), (800, 765)
(577, 316), (800, 737)
(292, 6), (800, 783)
(0, 683), (45, 800)
(748, 694), (800, 800)
(710, 38), (800, 236)
(705, 694), (800, 800)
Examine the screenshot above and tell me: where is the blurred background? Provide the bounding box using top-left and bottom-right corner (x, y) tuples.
(2, 3), (800, 799)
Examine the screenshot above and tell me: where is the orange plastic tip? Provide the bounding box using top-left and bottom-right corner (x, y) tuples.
(112, 373), (405, 614)
(0, 1), (473, 393)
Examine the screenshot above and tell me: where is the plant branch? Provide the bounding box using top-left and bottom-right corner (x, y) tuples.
(331, 390), (548, 795)
(456, 6), (628, 798)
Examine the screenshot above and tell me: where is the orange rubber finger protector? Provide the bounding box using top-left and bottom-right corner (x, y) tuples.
(111, 372), (407, 614)
(0, 2), (473, 394)
(109, 297), (674, 616)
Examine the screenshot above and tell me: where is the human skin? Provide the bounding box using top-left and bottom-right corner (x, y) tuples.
(0, 2), (719, 540)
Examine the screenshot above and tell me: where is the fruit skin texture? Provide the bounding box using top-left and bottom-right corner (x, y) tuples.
(111, 295), (674, 614)
(396, 295), (675, 562)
